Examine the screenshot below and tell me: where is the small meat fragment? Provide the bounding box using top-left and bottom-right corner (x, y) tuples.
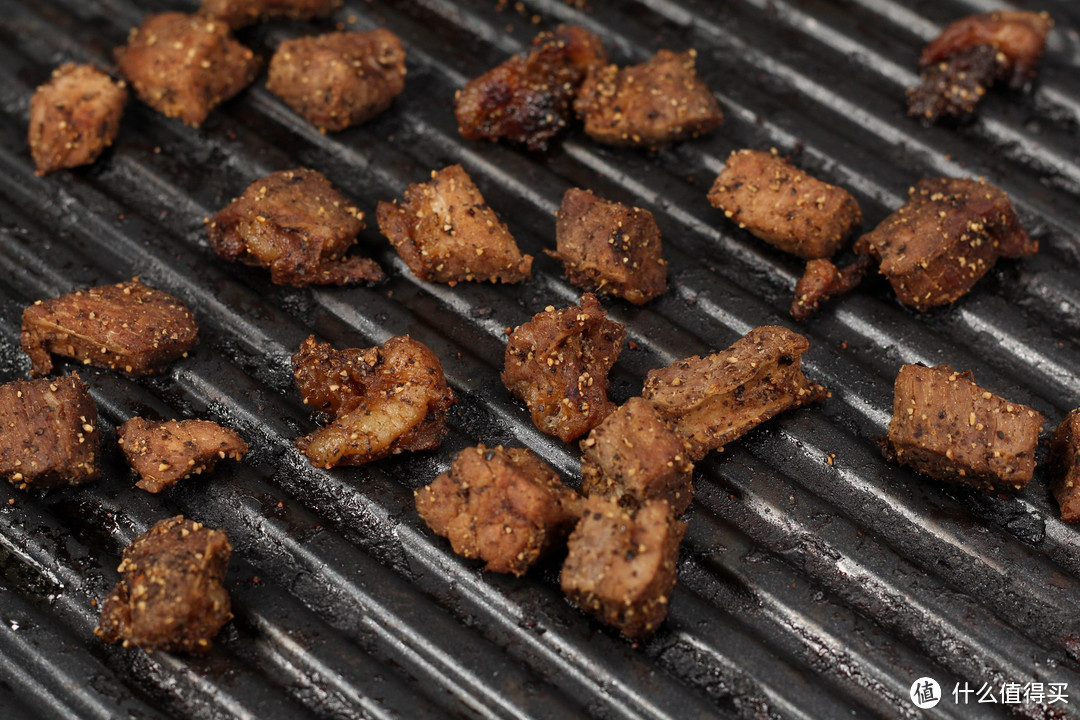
(292, 335), (455, 468)
(28, 64), (127, 176)
(21, 279), (198, 377)
(455, 25), (608, 151)
(115, 12), (259, 127)
(575, 49), (723, 148)
(201, 0), (341, 29)
(0, 376), (100, 489)
(580, 397), (694, 514)
(266, 30), (406, 132)
(549, 188), (667, 305)
(642, 326), (826, 462)
(707, 149), (863, 260)
(207, 168), (384, 286)
(854, 178), (1036, 311)
(885, 364), (1043, 493)
(502, 294), (625, 443)
(907, 45), (1001, 122)
(415, 444), (582, 576)
(561, 497), (685, 640)
(1049, 410), (1080, 523)
(95, 516), (232, 653)
(790, 254), (874, 321)
(118, 418), (248, 494)
(376, 164), (532, 285)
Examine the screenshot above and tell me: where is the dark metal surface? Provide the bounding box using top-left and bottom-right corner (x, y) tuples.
(1, 0), (1080, 718)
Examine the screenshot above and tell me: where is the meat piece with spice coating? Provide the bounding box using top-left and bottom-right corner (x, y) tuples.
(118, 418), (248, 494)
(789, 255), (874, 321)
(201, 0), (342, 29)
(1048, 410), (1080, 523)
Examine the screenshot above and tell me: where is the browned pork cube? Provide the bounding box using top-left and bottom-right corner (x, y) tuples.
(115, 13), (258, 127)
(95, 516), (232, 653)
(415, 445), (582, 576)
(21, 279), (198, 377)
(377, 164), (532, 285)
(643, 326), (825, 462)
(28, 64), (127, 176)
(575, 49), (723, 148)
(580, 397), (694, 514)
(292, 335), (455, 468)
(201, 0), (342, 29)
(885, 364), (1044, 493)
(1049, 410), (1080, 523)
(561, 497), (685, 640)
(502, 294), (625, 443)
(266, 30), (406, 132)
(854, 178), (1036, 311)
(455, 25), (607, 151)
(207, 168), (384, 286)
(550, 188), (667, 305)
(708, 149), (863, 260)
(118, 418), (248, 494)
(0, 376), (100, 489)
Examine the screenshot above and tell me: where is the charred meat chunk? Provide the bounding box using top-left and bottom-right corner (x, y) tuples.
(549, 188), (667, 305)
(643, 326), (825, 462)
(95, 516), (232, 653)
(292, 335), (455, 468)
(907, 45), (1001, 122)
(115, 13), (259, 127)
(22, 279), (198, 377)
(580, 397), (694, 514)
(885, 364), (1043, 493)
(415, 444), (582, 576)
(0, 376), (100, 489)
(575, 49), (723, 148)
(266, 30), (406, 132)
(502, 294), (625, 443)
(28, 64), (127, 176)
(119, 418), (248, 494)
(207, 168), (384, 286)
(1048, 410), (1080, 523)
(854, 178), (1036, 311)
(201, 0), (342, 29)
(708, 149), (863, 260)
(790, 254), (874, 321)
(377, 164), (532, 285)
(455, 25), (607, 151)
(561, 497), (685, 640)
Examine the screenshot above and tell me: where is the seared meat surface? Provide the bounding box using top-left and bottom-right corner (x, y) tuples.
(0, 376), (100, 489)
(415, 444), (582, 576)
(790, 255), (874, 321)
(28, 64), (127, 176)
(502, 294), (625, 443)
(1049, 410), (1080, 523)
(292, 335), (455, 468)
(22, 279), (198, 377)
(377, 164), (532, 285)
(119, 418), (248, 494)
(96, 516), (232, 653)
(266, 30), (406, 132)
(455, 25), (607, 151)
(550, 188), (667, 305)
(907, 45), (1001, 122)
(115, 13), (258, 127)
(201, 0), (342, 29)
(207, 168), (384, 286)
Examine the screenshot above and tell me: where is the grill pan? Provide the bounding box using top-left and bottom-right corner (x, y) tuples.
(2, 0), (1080, 718)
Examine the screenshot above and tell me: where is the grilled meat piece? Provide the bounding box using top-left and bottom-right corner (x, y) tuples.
(885, 364), (1043, 493)
(561, 497), (685, 640)
(377, 164), (532, 285)
(95, 516), (232, 653)
(907, 45), (1001, 123)
(854, 178), (1036, 311)
(115, 13), (259, 127)
(119, 418), (248, 494)
(266, 30), (406, 133)
(790, 254), (874, 321)
(502, 294), (625, 443)
(0, 376), (100, 489)
(575, 49), (723, 148)
(455, 25), (608, 151)
(28, 63), (127, 176)
(708, 149), (863, 260)
(201, 0), (342, 29)
(292, 335), (455, 468)
(549, 188), (667, 305)
(1048, 410), (1080, 523)
(21, 279), (198, 377)
(642, 326), (825, 462)
(415, 444), (582, 576)
(207, 168), (384, 286)
(580, 397), (694, 514)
